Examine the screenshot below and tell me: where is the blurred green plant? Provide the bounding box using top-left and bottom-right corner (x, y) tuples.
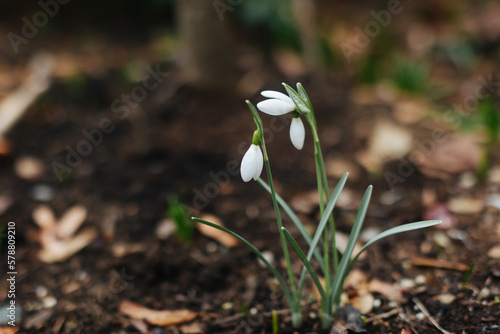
(237, 0), (300, 51)
(167, 197), (194, 243)
(391, 60), (429, 93)
(461, 263), (474, 291)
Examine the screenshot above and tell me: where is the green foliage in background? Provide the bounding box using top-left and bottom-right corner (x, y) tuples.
(237, 0), (301, 51)
(167, 197), (194, 243)
(391, 60), (429, 93)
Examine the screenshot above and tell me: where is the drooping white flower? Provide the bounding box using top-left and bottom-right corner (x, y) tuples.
(240, 144), (264, 182)
(289, 117), (305, 150)
(256, 90), (296, 116)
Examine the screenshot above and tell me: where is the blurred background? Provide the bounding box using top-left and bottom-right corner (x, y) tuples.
(0, 0), (499, 332)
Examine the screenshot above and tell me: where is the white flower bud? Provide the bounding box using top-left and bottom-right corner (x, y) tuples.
(240, 144), (264, 182)
(289, 117), (305, 150)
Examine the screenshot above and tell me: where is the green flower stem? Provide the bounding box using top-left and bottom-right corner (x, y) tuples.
(246, 101), (301, 325)
(311, 124), (338, 273)
(261, 145), (298, 303)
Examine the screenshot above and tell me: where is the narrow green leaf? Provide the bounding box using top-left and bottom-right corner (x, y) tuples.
(282, 227), (326, 302)
(350, 220), (442, 265)
(330, 185), (372, 309)
(282, 82), (310, 114)
(297, 173), (349, 295)
(192, 217), (293, 305)
(257, 177), (325, 271)
(306, 173), (349, 262)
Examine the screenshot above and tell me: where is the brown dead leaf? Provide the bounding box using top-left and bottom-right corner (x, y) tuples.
(32, 205), (57, 230)
(197, 214), (239, 248)
(56, 205), (88, 239)
(401, 329), (411, 334)
(368, 279), (405, 302)
(33, 204), (97, 263)
(119, 300), (197, 326)
(0, 327), (19, 334)
(39, 228), (98, 263)
(179, 323), (204, 334)
(357, 119), (413, 173)
(487, 245), (500, 259)
(416, 136), (481, 180)
(351, 291), (374, 314)
(447, 196), (484, 215)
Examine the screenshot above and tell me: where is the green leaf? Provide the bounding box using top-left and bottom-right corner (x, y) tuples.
(330, 185), (372, 309)
(282, 227), (326, 302)
(297, 173), (349, 295)
(350, 220), (442, 265)
(282, 82), (310, 114)
(257, 177), (325, 271)
(192, 217), (293, 306)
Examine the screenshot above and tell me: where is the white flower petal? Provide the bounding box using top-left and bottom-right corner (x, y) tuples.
(290, 117), (305, 150)
(261, 90), (294, 104)
(240, 144), (263, 182)
(252, 146), (264, 180)
(257, 99), (295, 116)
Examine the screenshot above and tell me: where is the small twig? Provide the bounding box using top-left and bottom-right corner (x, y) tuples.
(364, 308), (399, 323)
(410, 257), (469, 271)
(412, 297), (453, 334)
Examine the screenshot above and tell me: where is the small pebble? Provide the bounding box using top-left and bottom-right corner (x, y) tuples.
(15, 156), (45, 180)
(308, 311), (317, 319)
(437, 293), (455, 305)
(249, 307), (258, 315)
(415, 275), (427, 285)
(35, 285), (48, 298)
(415, 312), (425, 320)
(373, 299), (382, 308)
(257, 251), (275, 268)
(31, 184), (55, 202)
(433, 231), (451, 249)
(400, 278), (415, 289)
(479, 287), (490, 299)
(221, 302), (233, 310)
(42, 296), (57, 308)
(155, 219), (176, 240)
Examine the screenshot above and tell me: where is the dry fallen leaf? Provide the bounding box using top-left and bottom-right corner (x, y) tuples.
(416, 136), (481, 180)
(368, 279), (405, 302)
(197, 214), (239, 248)
(357, 119), (413, 173)
(447, 196), (484, 215)
(119, 300), (197, 326)
(32, 204), (97, 263)
(38, 228), (98, 263)
(0, 327), (19, 334)
(487, 245), (500, 259)
(351, 291), (374, 314)
(32, 205), (57, 230)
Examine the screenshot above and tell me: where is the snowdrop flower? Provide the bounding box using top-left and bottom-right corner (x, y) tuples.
(256, 90), (296, 116)
(241, 130), (264, 182)
(289, 117), (305, 150)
